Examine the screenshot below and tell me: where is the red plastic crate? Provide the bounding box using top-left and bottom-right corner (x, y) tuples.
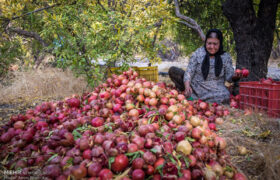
(239, 81), (280, 117)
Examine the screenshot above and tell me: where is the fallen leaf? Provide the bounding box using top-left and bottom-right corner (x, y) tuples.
(259, 130), (271, 138)
(114, 168), (131, 180)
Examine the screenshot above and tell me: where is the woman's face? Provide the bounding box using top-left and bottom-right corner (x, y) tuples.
(206, 37), (220, 55)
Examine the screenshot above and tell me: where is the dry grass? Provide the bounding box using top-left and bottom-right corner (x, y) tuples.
(0, 68), (92, 104)
(219, 109), (280, 180)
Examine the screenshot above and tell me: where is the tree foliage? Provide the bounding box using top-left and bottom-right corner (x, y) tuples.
(0, 0), (175, 86)
(1, 0), (279, 83)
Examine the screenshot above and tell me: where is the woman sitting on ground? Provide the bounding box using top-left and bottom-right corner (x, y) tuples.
(168, 29), (238, 104)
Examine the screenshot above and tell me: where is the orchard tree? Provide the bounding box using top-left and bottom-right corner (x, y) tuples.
(0, 0), (175, 86)
(222, 0), (279, 80)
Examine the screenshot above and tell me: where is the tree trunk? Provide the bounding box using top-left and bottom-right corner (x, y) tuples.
(222, 0), (279, 81)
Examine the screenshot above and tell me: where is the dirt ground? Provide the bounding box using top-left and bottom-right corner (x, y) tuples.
(220, 111), (280, 180)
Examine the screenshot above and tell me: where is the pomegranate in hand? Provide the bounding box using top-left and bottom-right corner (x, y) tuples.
(241, 68), (249, 78)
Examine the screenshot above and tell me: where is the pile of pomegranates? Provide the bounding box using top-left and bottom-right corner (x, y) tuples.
(260, 77), (275, 85)
(0, 69), (247, 180)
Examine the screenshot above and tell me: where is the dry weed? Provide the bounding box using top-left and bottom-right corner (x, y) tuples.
(220, 109), (280, 180)
(0, 68), (92, 103)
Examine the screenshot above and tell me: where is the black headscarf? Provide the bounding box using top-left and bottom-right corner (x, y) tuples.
(201, 29), (225, 80)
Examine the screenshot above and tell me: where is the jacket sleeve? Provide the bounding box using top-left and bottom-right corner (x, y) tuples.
(184, 51), (199, 82)
(223, 53), (234, 82)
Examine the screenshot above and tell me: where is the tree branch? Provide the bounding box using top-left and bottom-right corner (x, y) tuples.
(97, 0), (106, 11)
(174, 0), (205, 41)
(1, 4), (61, 34)
(179, 21), (196, 29)
(9, 1), (77, 22)
(7, 28), (49, 47)
(152, 19), (163, 48)
(11, 4), (59, 21)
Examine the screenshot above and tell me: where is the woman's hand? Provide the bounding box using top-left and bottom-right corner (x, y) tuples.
(184, 81), (192, 97)
(232, 71), (242, 82)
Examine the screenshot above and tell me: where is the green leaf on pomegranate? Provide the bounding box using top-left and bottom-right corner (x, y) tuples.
(185, 137), (195, 142)
(72, 129), (82, 140)
(150, 148), (158, 154)
(104, 124), (113, 132)
(125, 151), (144, 157)
(63, 157), (74, 169)
(125, 151), (138, 157)
(108, 157), (115, 170)
(183, 156), (190, 168)
(72, 125), (91, 139)
(125, 151), (144, 163)
(176, 154), (182, 160)
(47, 154), (58, 162)
(147, 116), (154, 124)
(177, 165), (183, 177)
(48, 151), (56, 155)
(15, 167), (22, 171)
(166, 153), (176, 164)
(10, 162), (17, 169)
(157, 116), (164, 126)
(155, 164), (164, 176)
(21, 157), (28, 161)
(164, 133), (170, 140)
(225, 165), (233, 172)
(155, 131), (163, 138)
(46, 130), (54, 140)
(66, 157), (73, 165)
